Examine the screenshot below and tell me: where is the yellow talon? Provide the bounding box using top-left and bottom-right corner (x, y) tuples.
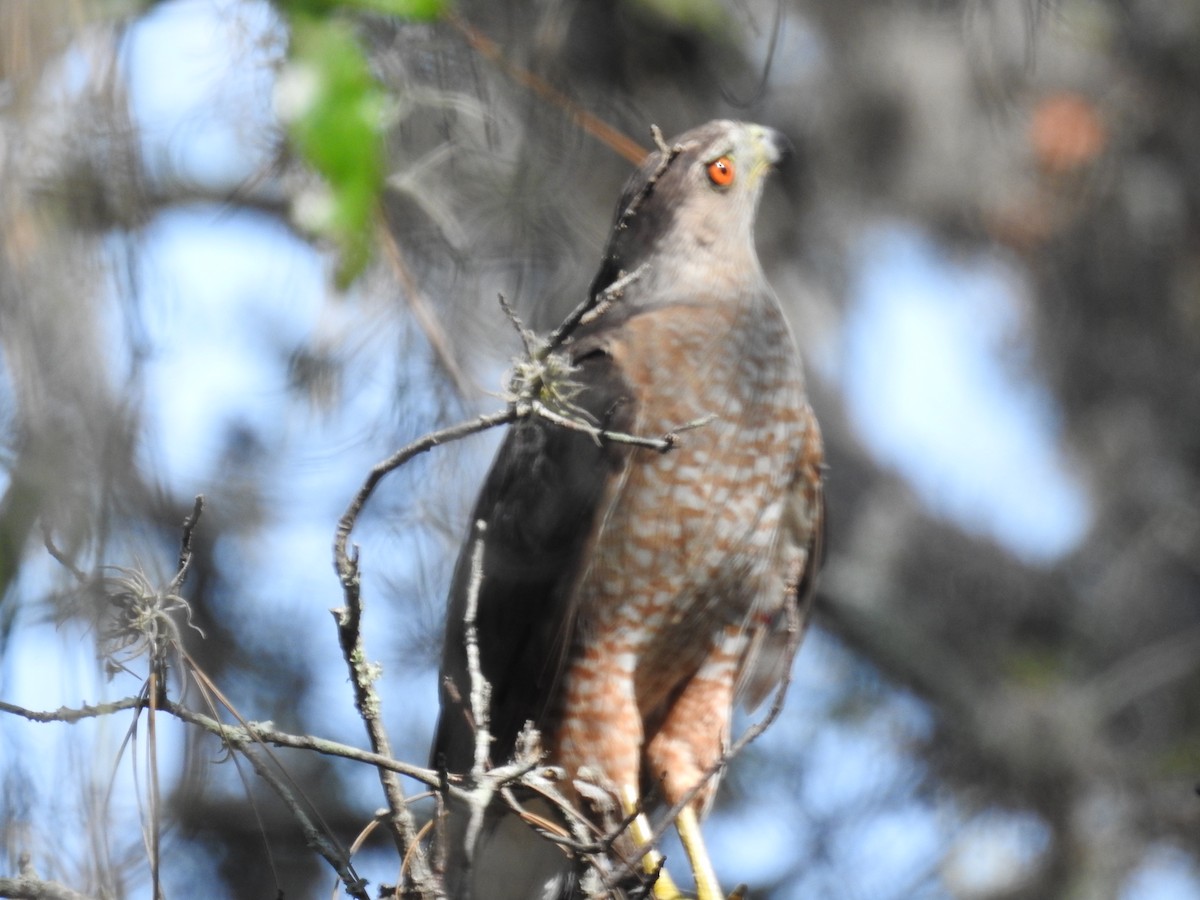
(675, 804), (725, 900)
(621, 787), (738, 899)
(622, 786), (683, 898)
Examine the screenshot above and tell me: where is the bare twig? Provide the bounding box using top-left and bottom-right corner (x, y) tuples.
(39, 523), (86, 583)
(446, 13), (647, 167)
(146, 670), (162, 900)
(379, 223), (474, 399)
(0, 876), (95, 900)
(1, 854), (95, 900)
(334, 409), (519, 578)
(381, 225), (480, 398)
(325, 591), (438, 890)
(614, 130), (679, 237)
(459, 522), (494, 880)
(463, 522), (492, 778)
(0, 697), (468, 798)
(0, 692), (378, 897)
(532, 403), (716, 453)
(649, 125), (670, 156)
(166, 494), (203, 595)
(545, 264), (645, 354)
(0, 697), (144, 723)
(178, 656), (286, 892)
(2, 675), (686, 896)
(138, 499), (205, 900)
(496, 292), (536, 359)
(330, 408), (522, 895)
(238, 743), (371, 900)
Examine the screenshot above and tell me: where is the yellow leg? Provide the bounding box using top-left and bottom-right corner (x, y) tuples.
(621, 786), (683, 899)
(675, 805), (724, 900)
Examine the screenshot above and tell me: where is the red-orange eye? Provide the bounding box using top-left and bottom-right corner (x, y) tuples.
(706, 156), (735, 186)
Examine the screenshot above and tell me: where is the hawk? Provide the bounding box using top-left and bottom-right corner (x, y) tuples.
(432, 120), (824, 899)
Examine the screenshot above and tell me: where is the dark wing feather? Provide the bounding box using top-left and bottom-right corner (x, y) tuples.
(431, 341), (634, 772)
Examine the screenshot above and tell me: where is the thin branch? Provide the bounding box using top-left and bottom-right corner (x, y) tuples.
(378, 224), (475, 399)
(496, 292), (536, 359)
(3, 694), (366, 899)
(3, 689), (521, 899)
(179, 655), (286, 892)
(463, 522), (492, 778)
(545, 264), (645, 354)
(649, 125), (671, 156)
(0, 865), (95, 900)
(446, 13), (647, 167)
(39, 523), (86, 583)
(328, 594), (437, 892)
(0, 697), (145, 723)
(330, 408), (519, 894)
(140, 497), (203, 900)
(615, 130), (679, 237)
(333, 426), (527, 892)
(0, 698), (458, 796)
(532, 402), (716, 453)
(166, 494), (203, 595)
(146, 672), (162, 900)
(334, 409), (518, 581)
(460, 521), (494, 880)
(237, 744), (371, 900)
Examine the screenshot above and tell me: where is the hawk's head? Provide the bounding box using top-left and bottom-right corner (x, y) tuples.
(590, 119), (790, 302)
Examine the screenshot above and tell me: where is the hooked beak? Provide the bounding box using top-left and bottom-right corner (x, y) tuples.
(756, 125), (793, 168)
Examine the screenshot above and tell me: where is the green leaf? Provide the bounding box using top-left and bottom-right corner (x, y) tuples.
(278, 0), (444, 20)
(627, 0), (729, 33)
(280, 15), (384, 286)
(337, 0), (444, 18)
(276, 0), (445, 286)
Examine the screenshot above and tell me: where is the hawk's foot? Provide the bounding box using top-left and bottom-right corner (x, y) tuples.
(675, 804), (725, 900)
(620, 786), (684, 899)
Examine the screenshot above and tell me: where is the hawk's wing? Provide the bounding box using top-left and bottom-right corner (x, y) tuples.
(735, 401), (826, 711)
(431, 331), (635, 773)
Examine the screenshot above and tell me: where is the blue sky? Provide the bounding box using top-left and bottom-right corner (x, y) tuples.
(843, 224), (1091, 563)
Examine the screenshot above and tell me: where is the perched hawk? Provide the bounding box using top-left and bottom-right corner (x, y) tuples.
(432, 120), (824, 899)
